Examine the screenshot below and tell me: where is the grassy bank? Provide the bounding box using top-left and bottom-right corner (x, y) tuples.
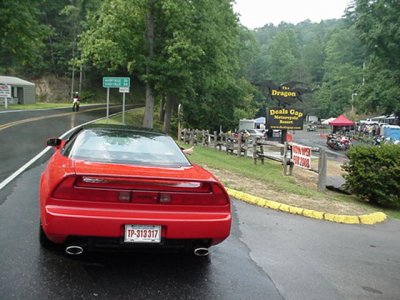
(188, 143), (399, 219)
(96, 107), (149, 126)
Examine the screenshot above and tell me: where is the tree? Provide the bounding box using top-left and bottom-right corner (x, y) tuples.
(38, 0), (73, 76)
(79, 0), (254, 131)
(178, 0), (257, 131)
(351, 0), (400, 119)
(302, 37), (325, 82)
(151, 0), (209, 132)
(252, 19), (353, 117)
(267, 30), (301, 83)
(237, 26), (264, 81)
(315, 27), (364, 117)
(79, 0), (150, 123)
(0, 0), (48, 74)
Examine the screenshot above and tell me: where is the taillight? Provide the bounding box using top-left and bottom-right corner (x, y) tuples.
(51, 175), (229, 205)
(52, 177), (76, 199)
(76, 176), (212, 192)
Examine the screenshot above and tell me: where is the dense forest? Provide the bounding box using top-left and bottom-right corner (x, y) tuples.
(1, 0), (399, 131)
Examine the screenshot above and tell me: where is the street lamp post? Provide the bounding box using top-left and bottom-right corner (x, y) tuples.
(177, 104), (182, 141)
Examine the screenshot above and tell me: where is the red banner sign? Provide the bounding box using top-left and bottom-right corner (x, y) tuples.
(292, 143), (312, 169)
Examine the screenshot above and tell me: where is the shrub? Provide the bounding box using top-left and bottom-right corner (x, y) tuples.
(343, 144), (400, 208)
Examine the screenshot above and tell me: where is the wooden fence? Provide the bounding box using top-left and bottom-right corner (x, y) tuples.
(180, 128), (327, 192)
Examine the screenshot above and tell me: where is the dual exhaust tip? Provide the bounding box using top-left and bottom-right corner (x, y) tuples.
(65, 245), (209, 256)
(193, 247), (209, 256)
(65, 245), (84, 255)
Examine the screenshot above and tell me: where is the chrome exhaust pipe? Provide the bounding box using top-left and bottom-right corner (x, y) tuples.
(65, 245), (84, 255)
(193, 247), (209, 256)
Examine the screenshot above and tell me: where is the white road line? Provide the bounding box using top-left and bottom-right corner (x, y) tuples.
(0, 110), (129, 191)
(0, 147), (52, 190)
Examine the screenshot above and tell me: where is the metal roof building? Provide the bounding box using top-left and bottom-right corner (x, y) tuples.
(0, 76), (36, 105)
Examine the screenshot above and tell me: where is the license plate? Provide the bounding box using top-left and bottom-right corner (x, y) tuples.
(124, 225), (161, 243)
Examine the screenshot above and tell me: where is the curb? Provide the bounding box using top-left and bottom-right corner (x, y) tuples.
(226, 188), (387, 225)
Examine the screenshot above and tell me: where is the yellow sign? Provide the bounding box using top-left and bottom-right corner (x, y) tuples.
(271, 89), (297, 97)
(267, 107), (304, 130)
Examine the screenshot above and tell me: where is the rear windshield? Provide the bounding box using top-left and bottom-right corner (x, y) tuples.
(64, 128), (191, 167)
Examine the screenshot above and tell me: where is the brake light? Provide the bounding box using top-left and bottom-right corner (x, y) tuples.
(52, 175), (229, 205)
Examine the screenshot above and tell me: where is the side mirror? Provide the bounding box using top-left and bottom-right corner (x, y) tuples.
(47, 138), (62, 148)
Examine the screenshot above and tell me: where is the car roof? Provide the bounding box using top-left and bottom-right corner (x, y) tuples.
(82, 123), (165, 135)
(67, 124), (165, 141)
(64, 124), (190, 167)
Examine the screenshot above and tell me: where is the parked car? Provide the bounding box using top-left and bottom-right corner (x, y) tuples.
(307, 124), (317, 131)
(272, 130), (281, 137)
(39, 124), (231, 256)
(239, 129), (264, 139)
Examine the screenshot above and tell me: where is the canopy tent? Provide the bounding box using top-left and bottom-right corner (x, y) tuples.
(329, 115), (355, 126)
(322, 117), (335, 125)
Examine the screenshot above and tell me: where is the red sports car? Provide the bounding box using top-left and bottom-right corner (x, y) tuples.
(39, 124), (231, 256)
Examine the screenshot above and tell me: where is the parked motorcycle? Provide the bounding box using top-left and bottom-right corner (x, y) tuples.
(373, 136), (382, 146)
(327, 134), (352, 151)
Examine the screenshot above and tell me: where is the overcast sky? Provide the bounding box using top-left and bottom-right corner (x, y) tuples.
(233, 0), (352, 29)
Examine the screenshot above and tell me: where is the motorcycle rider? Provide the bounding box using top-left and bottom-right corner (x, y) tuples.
(72, 91), (80, 112)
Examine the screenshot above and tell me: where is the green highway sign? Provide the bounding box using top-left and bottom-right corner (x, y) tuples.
(103, 77), (130, 88)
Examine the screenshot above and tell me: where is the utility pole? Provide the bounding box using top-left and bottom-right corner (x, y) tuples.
(351, 93), (357, 112)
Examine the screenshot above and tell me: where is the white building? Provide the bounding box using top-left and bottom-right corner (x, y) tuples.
(0, 76), (36, 105)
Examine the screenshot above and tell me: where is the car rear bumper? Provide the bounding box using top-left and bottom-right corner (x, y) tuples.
(63, 236), (214, 253)
(42, 205), (231, 245)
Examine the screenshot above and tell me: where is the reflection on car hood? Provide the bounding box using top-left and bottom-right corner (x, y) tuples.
(73, 160), (216, 182)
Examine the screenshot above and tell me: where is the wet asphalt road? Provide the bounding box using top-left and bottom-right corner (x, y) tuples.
(1, 163), (400, 300)
(0, 104), (135, 183)
(1, 109), (400, 299)
(0, 163), (282, 300)
(290, 129), (348, 161)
